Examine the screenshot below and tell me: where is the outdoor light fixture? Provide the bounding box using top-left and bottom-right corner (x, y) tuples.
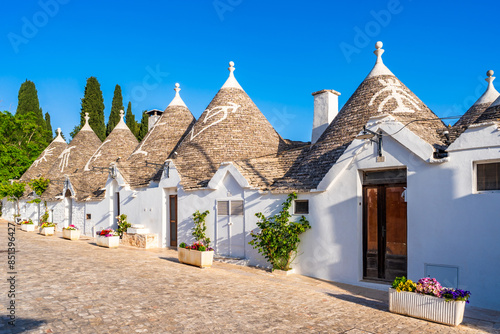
(356, 126), (384, 161)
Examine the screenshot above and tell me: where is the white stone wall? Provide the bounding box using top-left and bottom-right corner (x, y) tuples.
(1, 199), (15, 221)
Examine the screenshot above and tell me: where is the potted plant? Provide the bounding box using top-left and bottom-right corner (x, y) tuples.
(62, 224), (80, 240)
(178, 210), (215, 268)
(39, 222), (55, 236)
(389, 276), (471, 326)
(116, 214), (131, 238)
(249, 192), (311, 274)
(20, 219), (35, 232)
(95, 229), (120, 248)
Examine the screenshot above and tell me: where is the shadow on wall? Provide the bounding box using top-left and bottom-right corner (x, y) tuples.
(1, 317), (47, 334)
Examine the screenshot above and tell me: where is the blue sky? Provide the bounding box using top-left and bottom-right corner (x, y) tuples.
(1, 0), (499, 142)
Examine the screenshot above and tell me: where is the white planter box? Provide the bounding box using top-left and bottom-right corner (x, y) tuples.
(39, 227), (55, 236)
(21, 224), (35, 232)
(178, 248), (214, 268)
(388, 288), (466, 326)
(63, 229), (80, 240)
(96, 235), (120, 248)
(273, 268), (296, 276)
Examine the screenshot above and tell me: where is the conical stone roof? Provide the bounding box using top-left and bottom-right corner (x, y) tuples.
(173, 62), (284, 189)
(72, 111), (139, 200)
(452, 70), (499, 140)
(43, 113), (102, 200)
(274, 42), (446, 191)
(474, 85), (500, 124)
(121, 84), (195, 188)
(20, 128), (67, 182)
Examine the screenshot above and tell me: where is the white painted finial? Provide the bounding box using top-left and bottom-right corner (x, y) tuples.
(167, 83), (187, 108)
(54, 127), (65, 142)
(474, 69), (499, 106)
(366, 41), (394, 79)
(222, 61), (243, 90)
(114, 109), (129, 130)
(81, 112), (92, 131)
(374, 41), (385, 63)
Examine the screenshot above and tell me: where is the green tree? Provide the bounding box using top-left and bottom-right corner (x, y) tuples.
(16, 80), (43, 122)
(138, 110), (149, 141)
(106, 84), (124, 136)
(125, 102), (138, 137)
(45, 112), (53, 142)
(74, 77), (105, 140)
(249, 193), (311, 271)
(0, 181), (26, 217)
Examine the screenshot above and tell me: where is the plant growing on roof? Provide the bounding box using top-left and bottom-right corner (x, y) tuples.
(116, 214), (131, 237)
(192, 210), (211, 247)
(249, 192), (311, 271)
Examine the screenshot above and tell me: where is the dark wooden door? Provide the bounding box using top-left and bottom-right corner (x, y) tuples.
(363, 184), (407, 281)
(169, 195), (177, 247)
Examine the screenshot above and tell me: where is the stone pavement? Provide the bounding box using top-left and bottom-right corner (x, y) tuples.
(1, 220), (499, 334)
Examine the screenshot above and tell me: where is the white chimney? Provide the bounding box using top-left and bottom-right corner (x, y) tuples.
(145, 109), (164, 131)
(311, 89), (340, 144)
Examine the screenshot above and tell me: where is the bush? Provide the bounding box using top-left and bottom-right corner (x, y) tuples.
(179, 242), (186, 248)
(249, 192), (311, 271)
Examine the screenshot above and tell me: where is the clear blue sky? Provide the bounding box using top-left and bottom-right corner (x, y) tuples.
(1, 0), (499, 142)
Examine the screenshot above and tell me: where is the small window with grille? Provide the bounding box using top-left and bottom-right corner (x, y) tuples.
(230, 200), (244, 216)
(477, 162), (500, 191)
(294, 200), (309, 214)
(217, 201), (229, 216)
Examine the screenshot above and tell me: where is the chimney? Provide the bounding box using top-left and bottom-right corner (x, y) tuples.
(311, 89), (340, 144)
(145, 109), (164, 131)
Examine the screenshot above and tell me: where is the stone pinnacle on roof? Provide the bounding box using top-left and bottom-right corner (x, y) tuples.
(366, 41), (395, 79)
(167, 83), (188, 108)
(81, 112), (92, 131)
(474, 70), (499, 106)
(221, 61), (244, 90)
(114, 110), (129, 130)
(53, 128), (66, 143)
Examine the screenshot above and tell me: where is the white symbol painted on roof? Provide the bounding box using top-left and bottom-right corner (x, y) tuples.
(58, 146), (76, 172)
(132, 120), (168, 156)
(190, 102), (241, 141)
(369, 78), (420, 113)
(32, 147), (55, 167)
(84, 140), (111, 171)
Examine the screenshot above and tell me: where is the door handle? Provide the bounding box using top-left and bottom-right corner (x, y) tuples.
(228, 222), (233, 226)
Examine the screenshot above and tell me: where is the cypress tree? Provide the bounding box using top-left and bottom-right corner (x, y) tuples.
(138, 110), (149, 141)
(16, 80), (44, 123)
(125, 102), (138, 138)
(79, 77), (105, 141)
(106, 84), (124, 136)
(44, 112), (53, 142)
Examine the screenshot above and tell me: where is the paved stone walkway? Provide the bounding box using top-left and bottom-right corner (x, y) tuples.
(1, 220), (499, 334)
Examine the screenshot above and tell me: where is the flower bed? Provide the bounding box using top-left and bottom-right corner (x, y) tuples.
(21, 220), (35, 232)
(96, 229), (120, 248)
(389, 277), (470, 326)
(39, 222), (55, 236)
(63, 225), (80, 240)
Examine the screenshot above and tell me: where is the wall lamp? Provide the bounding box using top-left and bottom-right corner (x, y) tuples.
(355, 126), (384, 161)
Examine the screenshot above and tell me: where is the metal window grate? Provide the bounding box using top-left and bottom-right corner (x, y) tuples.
(294, 200), (309, 214)
(477, 162), (500, 191)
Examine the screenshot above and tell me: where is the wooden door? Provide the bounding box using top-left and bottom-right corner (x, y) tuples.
(169, 195), (177, 247)
(363, 184), (407, 281)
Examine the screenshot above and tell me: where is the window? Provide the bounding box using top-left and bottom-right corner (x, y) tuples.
(86, 214), (91, 219)
(477, 162), (500, 191)
(217, 201), (229, 216)
(294, 200), (309, 214)
(230, 200), (244, 216)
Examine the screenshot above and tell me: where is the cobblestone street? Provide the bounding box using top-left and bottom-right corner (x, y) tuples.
(1, 220), (499, 334)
